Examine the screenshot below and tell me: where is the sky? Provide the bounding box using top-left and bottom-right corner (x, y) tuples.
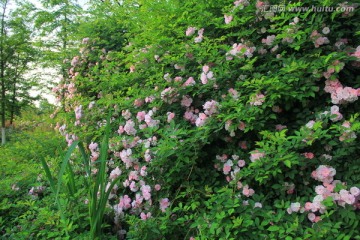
(29, 0), (89, 9)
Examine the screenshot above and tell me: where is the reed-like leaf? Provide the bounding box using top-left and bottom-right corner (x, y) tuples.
(56, 140), (79, 201)
(39, 157), (56, 192)
(89, 114), (112, 238)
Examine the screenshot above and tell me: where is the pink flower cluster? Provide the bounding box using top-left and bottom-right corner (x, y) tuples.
(310, 168), (360, 208)
(183, 77), (196, 87)
(214, 154), (255, 197)
(122, 109), (132, 120)
(195, 113), (208, 127)
(234, 0), (249, 8)
(194, 28), (204, 43)
(65, 133), (78, 147)
(286, 202), (301, 214)
(82, 37), (89, 44)
(322, 60), (344, 79)
(185, 26), (196, 36)
(186, 26), (205, 43)
(311, 165), (336, 184)
(225, 120), (235, 137)
(242, 184), (255, 197)
(183, 100), (219, 127)
(174, 64), (185, 71)
(255, 1), (266, 9)
(181, 95), (193, 107)
(324, 79), (360, 104)
(129, 65), (135, 73)
(167, 112), (175, 123)
(29, 186), (46, 198)
(288, 165), (360, 222)
(228, 88), (239, 100)
(238, 121), (246, 131)
(114, 148), (168, 217)
(261, 35), (276, 46)
(174, 76), (183, 82)
(249, 93), (265, 106)
(200, 65), (214, 84)
(144, 110), (160, 128)
(275, 124), (287, 131)
(104, 106), (173, 221)
(119, 110), (160, 135)
(58, 124), (66, 135)
(160, 198), (170, 212)
(249, 150), (265, 162)
(226, 43), (256, 60)
(67, 82), (76, 99)
(310, 30), (330, 48)
(203, 100), (219, 116)
(339, 121), (357, 142)
(133, 98), (144, 107)
(89, 142), (99, 162)
(163, 73), (171, 82)
(71, 56), (80, 67)
(284, 182), (295, 194)
(303, 152), (314, 159)
(184, 107), (199, 125)
(74, 105), (83, 126)
(352, 46), (360, 59)
(308, 184), (357, 209)
(159, 198), (170, 212)
(161, 87), (179, 104)
(88, 101), (95, 109)
(124, 119), (137, 135)
(110, 167), (122, 180)
(140, 212), (152, 220)
(329, 105), (343, 122)
(118, 149), (135, 169)
(224, 15), (233, 24)
(142, 96), (153, 104)
(141, 185), (151, 200)
(335, 38), (348, 49)
(118, 195), (132, 211)
(56, 41), (182, 224)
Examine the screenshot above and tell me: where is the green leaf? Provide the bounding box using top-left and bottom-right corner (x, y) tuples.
(284, 160), (292, 168)
(268, 226), (280, 232)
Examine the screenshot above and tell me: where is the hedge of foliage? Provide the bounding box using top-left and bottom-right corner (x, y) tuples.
(51, 0), (359, 239)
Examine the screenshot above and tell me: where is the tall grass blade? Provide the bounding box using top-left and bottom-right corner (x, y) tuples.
(66, 163), (76, 196)
(56, 140), (79, 200)
(89, 114), (112, 239)
(77, 142), (90, 191)
(39, 157), (56, 192)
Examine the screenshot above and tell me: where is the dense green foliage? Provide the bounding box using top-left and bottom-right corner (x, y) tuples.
(0, 109), (68, 239)
(2, 0), (360, 239)
(49, 0), (360, 239)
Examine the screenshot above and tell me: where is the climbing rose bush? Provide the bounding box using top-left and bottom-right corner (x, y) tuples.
(51, 0), (359, 238)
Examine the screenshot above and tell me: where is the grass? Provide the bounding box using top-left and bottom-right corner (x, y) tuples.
(0, 112), (70, 239)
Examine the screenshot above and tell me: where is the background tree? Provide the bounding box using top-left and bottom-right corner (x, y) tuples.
(34, 0), (83, 109)
(0, 0), (38, 145)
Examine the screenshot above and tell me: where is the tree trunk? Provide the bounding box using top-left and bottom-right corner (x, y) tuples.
(1, 127), (5, 145)
(10, 55), (19, 126)
(61, 10), (68, 112)
(0, 0), (8, 145)
(0, 69), (5, 144)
